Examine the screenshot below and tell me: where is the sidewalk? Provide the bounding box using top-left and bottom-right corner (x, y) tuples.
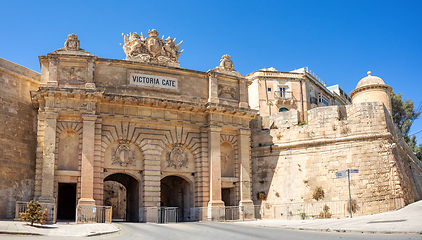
(0, 220), (120, 237)
(233, 200), (422, 234)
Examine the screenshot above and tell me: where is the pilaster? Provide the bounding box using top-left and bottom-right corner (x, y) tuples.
(142, 146), (161, 208)
(85, 57), (96, 89)
(208, 71), (219, 104)
(238, 78), (249, 108)
(207, 125), (224, 207)
(238, 128), (254, 219)
(38, 113), (58, 203)
(78, 115), (97, 205)
(46, 57), (58, 87)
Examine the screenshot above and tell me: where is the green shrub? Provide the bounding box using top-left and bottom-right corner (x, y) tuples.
(19, 200), (48, 226)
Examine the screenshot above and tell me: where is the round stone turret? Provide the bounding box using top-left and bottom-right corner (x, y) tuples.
(350, 71), (392, 114)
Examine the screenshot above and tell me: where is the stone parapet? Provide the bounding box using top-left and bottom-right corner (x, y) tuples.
(251, 100), (422, 217)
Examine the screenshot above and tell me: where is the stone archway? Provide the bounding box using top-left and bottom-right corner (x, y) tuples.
(104, 173), (139, 222)
(160, 176), (191, 222)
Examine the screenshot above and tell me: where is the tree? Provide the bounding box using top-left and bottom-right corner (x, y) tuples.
(19, 200), (48, 226)
(391, 91), (422, 160)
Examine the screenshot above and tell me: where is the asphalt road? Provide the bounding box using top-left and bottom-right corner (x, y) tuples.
(1, 222), (420, 240)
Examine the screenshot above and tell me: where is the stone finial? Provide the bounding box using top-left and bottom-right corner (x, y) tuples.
(52, 33), (91, 55)
(219, 55), (234, 71)
(367, 71), (372, 76)
(64, 33), (80, 51)
(121, 29), (183, 67)
(212, 54), (242, 77)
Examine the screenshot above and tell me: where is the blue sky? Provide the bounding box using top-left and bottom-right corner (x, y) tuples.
(1, 1), (422, 141)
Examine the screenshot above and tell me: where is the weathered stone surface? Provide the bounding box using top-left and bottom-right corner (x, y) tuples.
(0, 58), (40, 218)
(251, 101), (422, 218)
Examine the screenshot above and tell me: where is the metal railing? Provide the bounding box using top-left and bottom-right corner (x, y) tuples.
(224, 206), (243, 221)
(189, 206), (247, 221)
(274, 91), (293, 100)
(76, 205), (112, 223)
(141, 207), (178, 223)
(159, 207), (178, 223)
(256, 198), (405, 220)
(305, 67), (326, 86)
(15, 201), (56, 223)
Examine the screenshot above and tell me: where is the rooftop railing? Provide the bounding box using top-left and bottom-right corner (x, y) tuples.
(305, 67), (326, 86)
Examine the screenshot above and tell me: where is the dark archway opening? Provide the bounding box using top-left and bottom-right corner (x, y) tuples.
(161, 176), (191, 222)
(57, 183), (76, 220)
(222, 188), (233, 206)
(104, 173), (139, 222)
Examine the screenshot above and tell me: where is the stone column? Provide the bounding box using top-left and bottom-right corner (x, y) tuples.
(38, 113), (58, 203)
(207, 125), (224, 220)
(238, 128), (254, 219)
(78, 115), (97, 206)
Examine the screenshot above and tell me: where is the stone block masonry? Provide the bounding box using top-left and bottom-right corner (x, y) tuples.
(0, 58), (40, 218)
(251, 102), (422, 218)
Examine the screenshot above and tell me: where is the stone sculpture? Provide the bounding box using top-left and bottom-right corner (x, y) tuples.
(121, 29), (183, 67)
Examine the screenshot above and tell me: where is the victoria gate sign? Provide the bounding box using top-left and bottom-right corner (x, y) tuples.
(129, 73), (179, 91)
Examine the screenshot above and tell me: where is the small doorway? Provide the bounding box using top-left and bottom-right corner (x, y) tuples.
(161, 176), (191, 222)
(222, 188), (235, 206)
(57, 183), (77, 220)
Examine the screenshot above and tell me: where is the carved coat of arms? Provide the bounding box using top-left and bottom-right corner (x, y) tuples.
(121, 29), (183, 67)
(166, 144), (188, 169)
(218, 85), (237, 99)
(112, 141), (136, 167)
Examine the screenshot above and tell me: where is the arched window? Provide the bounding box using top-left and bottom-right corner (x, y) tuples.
(279, 107), (289, 112)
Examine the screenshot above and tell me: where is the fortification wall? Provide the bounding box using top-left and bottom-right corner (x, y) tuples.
(0, 58), (40, 218)
(251, 101), (422, 218)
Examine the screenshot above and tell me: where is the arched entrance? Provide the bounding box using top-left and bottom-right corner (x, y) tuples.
(104, 173), (139, 222)
(160, 176), (191, 222)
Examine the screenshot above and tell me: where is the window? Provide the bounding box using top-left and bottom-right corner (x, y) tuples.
(318, 94), (329, 106)
(268, 88), (271, 91)
(279, 87), (286, 98)
(279, 107), (289, 112)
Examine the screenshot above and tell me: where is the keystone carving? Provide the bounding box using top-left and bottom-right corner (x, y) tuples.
(166, 144), (188, 169)
(112, 140), (136, 167)
(121, 29), (184, 67)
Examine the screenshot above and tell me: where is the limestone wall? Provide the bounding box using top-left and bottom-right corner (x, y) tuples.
(251, 101), (422, 218)
(0, 58), (40, 218)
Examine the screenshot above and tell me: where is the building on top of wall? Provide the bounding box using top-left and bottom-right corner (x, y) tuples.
(250, 70), (422, 219)
(246, 67), (351, 123)
(327, 84), (353, 106)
